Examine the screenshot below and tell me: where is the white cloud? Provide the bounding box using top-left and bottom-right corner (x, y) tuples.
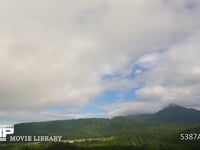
(0, 0), (199, 122)
(135, 69), (142, 75)
(103, 31), (200, 117)
(102, 100), (163, 117)
(136, 52), (160, 69)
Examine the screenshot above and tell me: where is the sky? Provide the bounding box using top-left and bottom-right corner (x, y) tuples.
(0, 0), (200, 124)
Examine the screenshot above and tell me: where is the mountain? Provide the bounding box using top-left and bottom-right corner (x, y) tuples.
(4, 104), (200, 150)
(155, 104), (200, 123)
(12, 104), (200, 140)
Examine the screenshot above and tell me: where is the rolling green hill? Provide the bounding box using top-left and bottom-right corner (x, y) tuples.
(2, 104), (200, 150)
(13, 104), (200, 139)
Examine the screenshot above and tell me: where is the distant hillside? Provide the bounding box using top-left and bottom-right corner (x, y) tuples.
(155, 104), (200, 123)
(12, 104), (200, 141)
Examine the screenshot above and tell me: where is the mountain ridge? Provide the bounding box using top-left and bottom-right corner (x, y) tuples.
(12, 104), (200, 140)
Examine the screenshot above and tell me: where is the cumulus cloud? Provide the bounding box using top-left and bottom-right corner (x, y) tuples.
(104, 30), (200, 117)
(0, 0), (199, 122)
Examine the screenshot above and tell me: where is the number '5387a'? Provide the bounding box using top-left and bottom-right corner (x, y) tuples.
(180, 133), (200, 141)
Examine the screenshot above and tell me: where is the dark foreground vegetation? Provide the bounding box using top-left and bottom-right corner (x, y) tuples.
(1, 125), (200, 150)
(1, 136), (200, 150)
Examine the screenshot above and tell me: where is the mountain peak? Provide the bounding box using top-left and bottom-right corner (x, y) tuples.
(155, 104), (200, 122)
